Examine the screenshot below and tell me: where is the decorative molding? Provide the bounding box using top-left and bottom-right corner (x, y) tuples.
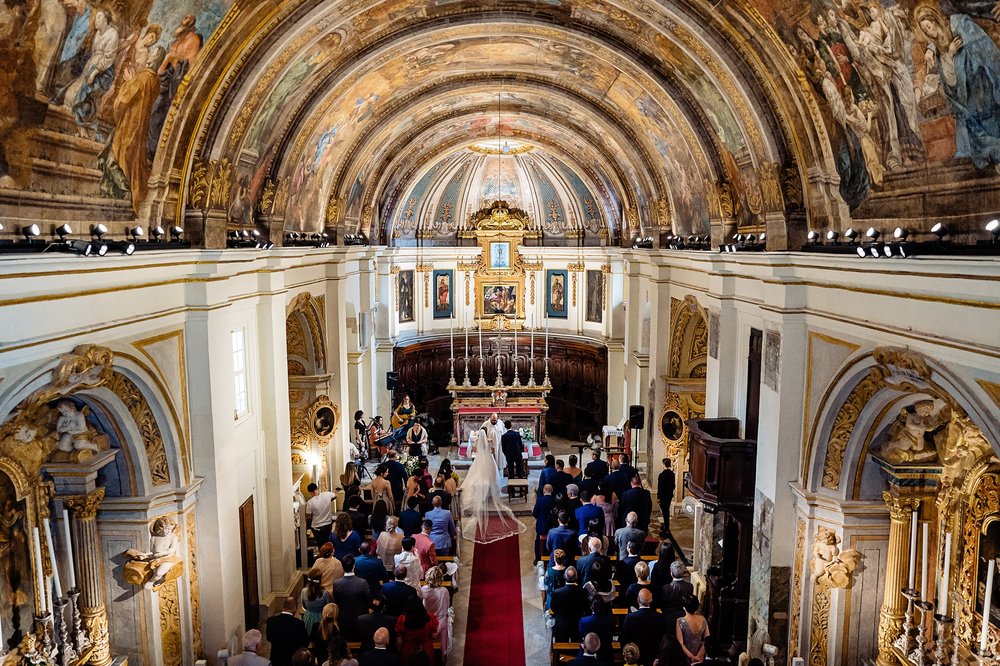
(108, 372), (171, 486)
(415, 264), (434, 272)
(976, 379), (1000, 411)
(307, 395), (340, 445)
(186, 510), (203, 659)
(158, 578), (182, 666)
(64, 487), (106, 521)
(790, 518), (806, 658)
(567, 262), (586, 272)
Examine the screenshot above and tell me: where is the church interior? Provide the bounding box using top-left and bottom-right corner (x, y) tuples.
(1, 0), (1000, 664)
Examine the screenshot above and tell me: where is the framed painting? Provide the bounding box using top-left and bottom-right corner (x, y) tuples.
(433, 269), (454, 319)
(398, 270), (414, 323)
(482, 284), (518, 316)
(586, 270), (603, 323)
(489, 241), (511, 270)
(546, 270), (568, 318)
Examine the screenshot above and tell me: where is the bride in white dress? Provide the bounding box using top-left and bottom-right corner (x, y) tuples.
(460, 424), (526, 544)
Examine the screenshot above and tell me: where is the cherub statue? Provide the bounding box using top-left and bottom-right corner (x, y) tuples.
(123, 517), (182, 591)
(54, 400), (99, 454)
(880, 399), (949, 464)
(811, 526), (863, 589)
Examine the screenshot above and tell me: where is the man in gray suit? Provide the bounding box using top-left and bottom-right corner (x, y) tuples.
(228, 629), (271, 666)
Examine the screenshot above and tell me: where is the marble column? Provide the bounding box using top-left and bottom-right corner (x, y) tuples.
(63, 488), (111, 666)
(876, 490), (920, 666)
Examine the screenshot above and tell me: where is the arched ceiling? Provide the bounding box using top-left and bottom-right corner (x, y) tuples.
(159, 0), (816, 247)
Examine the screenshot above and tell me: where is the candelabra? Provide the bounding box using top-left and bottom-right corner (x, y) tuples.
(493, 361), (505, 388)
(69, 588), (90, 654)
(512, 354), (521, 387)
(448, 357), (456, 387)
(462, 353), (472, 386)
(35, 611), (55, 659)
(896, 588), (920, 654)
(933, 613), (954, 666)
(911, 600), (933, 666)
(543, 357), (551, 387)
(527, 356), (536, 387)
(54, 597), (78, 666)
(477, 355), (486, 387)
(971, 645), (995, 663)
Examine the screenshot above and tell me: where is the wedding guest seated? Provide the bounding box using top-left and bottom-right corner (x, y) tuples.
(549, 567), (587, 642)
(382, 566), (419, 618)
(357, 597), (396, 654)
(412, 520), (438, 574)
(578, 598), (615, 663)
(424, 496), (456, 556)
(620, 589), (664, 666)
(230, 629), (271, 666)
(376, 517), (404, 570)
(332, 555), (372, 641)
(313, 543), (345, 596)
(614, 512), (646, 557)
(397, 497), (423, 537)
(354, 540), (389, 596)
(330, 513), (363, 561)
(265, 597), (309, 666)
(623, 561), (653, 612)
(393, 537), (423, 590)
(359, 627), (399, 666)
(395, 596), (439, 666)
(566, 632), (610, 666)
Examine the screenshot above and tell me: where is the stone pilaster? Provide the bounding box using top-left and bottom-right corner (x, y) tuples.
(63, 488), (111, 666)
(875, 491), (920, 666)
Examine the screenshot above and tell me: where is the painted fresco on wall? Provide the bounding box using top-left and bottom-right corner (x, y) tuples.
(433, 269), (454, 319)
(0, 0), (233, 215)
(398, 269), (414, 323)
(586, 270), (604, 323)
(756, 0), (1000, 211)
(546, 269), (568, 318)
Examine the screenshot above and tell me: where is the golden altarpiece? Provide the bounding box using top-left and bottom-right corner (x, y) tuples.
(449, 201), (548, 454)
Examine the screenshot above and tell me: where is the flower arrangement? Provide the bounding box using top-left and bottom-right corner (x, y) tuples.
(519, 427), (534, 442)
(398, 451), (422, 476)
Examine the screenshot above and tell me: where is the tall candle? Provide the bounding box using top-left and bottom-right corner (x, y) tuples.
(908, 509), (918, 589)
(980, 558), (996, 652)
(940, 532), (952, 615)
(450, 315), (454, 359)
(545, 317), (549, 358)
(43, 518), (62, 599)
(479, 323), (483, 359)
(531, 315), (535, 360)
(514, 320), (517, 360)
(921, 522), (929, 601)
(464, 313), (469, 361)
(32, 527), (46, 614)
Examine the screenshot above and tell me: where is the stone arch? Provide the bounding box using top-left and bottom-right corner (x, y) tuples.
(286, 293), (327, 376)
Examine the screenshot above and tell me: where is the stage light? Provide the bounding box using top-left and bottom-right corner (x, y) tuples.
(106, 240), (136, 256)
(869, 245), (880, 258)
(930, 223), (948, 240)
(746, 234), (757, 245)
(856, 246), (866, 258)
(22, 224), (40, 240)
(734, 233), (745, 244)
(844, 228), (859, 243)
(55, 223), (73, 240)
(883, 244), (894, 257)
(170, 225), (184, 241)
(91, 224), (108, 240)
(988, 219), (1000, 242)
(758, 233), (766, 244)
(151, 225), (165, 241)
(128, 226), (145, 241)
(807, 230), (820, 244)
(60, 239), (93, 256)
(826, 230), (840, 243)
(865, 227), (881, 241)
(893, 227), (910, 241)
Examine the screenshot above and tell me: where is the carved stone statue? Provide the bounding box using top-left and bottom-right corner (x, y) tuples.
(879, 399), (949, 464)
(122, 517), (182, 591)
(54, 401), (99, 454)
(934, 411), (993, 479)
(811, 526), (863, 590)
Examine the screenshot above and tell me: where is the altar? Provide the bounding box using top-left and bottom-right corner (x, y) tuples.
(451, 389), (547, 460)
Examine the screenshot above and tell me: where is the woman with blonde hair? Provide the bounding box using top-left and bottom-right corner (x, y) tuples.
(421, 566), (452, 655)
(309, 602), (340, 661)
(376, 515), (404, 569)
(622, 642), (641, 666)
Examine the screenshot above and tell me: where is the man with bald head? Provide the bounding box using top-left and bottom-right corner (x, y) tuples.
(620, 588), (665, 666)
(359, 626), (400, 666)
(566, 632), (610, 666)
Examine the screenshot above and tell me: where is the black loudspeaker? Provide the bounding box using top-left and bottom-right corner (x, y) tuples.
(386, 371), (399, 391)
(629, 405), (645, 429)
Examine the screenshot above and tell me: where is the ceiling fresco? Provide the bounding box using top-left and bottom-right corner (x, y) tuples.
(6, 0), (995, 247)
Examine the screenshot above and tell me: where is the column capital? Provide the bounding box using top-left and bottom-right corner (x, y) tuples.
(881, 491), (920, 521)
(63, 487), (106, 520)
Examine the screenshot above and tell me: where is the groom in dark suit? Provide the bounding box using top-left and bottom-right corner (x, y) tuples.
(500, 419), (525, 478)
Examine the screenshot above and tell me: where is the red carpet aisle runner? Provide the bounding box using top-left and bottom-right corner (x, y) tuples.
(462, 532), (526, 665)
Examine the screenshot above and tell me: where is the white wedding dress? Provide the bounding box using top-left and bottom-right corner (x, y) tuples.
(460, 427), (526, 544)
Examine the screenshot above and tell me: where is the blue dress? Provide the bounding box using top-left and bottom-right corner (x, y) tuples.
(329, 529), (362, 560)
(299, 588), (331, 635)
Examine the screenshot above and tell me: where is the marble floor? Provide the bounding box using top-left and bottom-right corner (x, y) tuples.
(441, 437), (695, 666)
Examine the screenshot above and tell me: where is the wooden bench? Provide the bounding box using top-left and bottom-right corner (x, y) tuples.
(551, 640), (623, 665)
(348, 640), (443, 665)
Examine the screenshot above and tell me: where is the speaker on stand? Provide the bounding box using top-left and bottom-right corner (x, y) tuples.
(628, 404), (644, 467)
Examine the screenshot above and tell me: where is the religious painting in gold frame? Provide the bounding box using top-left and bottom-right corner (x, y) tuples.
(466, 201), (533, 327)
(479, 282), (521, 318)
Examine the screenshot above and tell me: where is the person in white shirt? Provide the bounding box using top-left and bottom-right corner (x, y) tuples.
(393, 536), (424, 591)
(306, 482), (336, 545)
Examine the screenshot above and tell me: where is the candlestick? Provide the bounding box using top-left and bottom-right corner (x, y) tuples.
(43, 518), (62, 599)
(55, 596), (77, 665)
(62, 509), (76, 591)
(33, 526), (47, 614)
(981, 558), (996, 653)
(512, 324), (520, 387)
(909, 509), (918, 589)
(940, 532), (952, 616)
(69, 588), (89, 653)
(897, 587), (919, 655)
(932, 613), (953, 666)
(912, 600), (932, 666)
(921, 522), (929, 601)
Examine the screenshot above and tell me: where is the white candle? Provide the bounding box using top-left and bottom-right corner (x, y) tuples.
(479, 323), (483, 359)
(940, 532), (952, 615)
(921, 523), (929, 601)
(32, 527), (46, 614)
(545, 317), (549, 358)
(531, 314), (535, 361)
(980, 558), (996, 652)
(43, 518), (62, 600)
(908, 509), (918, 589)
(313, 463), (320, 488)
(514, 320), (517, 361)
(450, 315), (454, 359)
(464, 312), (469, 361)
(62, 509), (76, 591)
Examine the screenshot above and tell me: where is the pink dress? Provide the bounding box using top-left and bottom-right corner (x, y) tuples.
(421, 585), (451, 655)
